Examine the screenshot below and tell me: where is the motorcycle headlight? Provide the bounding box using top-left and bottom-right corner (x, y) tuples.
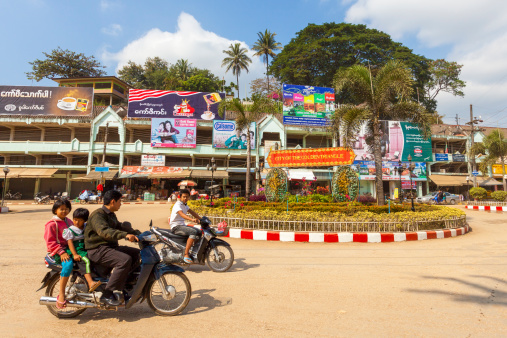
(204, 231), (213, 241)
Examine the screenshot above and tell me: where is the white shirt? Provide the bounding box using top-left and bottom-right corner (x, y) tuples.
(62, 225), (85, 241)
(169, 201), (190, 229)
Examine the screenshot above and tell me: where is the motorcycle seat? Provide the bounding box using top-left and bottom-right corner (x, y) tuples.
(157, 228), (188, 240)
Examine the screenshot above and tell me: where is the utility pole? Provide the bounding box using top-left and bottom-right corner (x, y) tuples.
(100, 122), (109, 188)
(466, 105), (483, 188)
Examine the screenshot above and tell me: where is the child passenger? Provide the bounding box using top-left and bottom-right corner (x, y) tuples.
(63, 208), (101, 292)
(44, 199), (74, 309)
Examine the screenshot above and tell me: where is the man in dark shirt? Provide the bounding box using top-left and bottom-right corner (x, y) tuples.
(85, 190), (140, 306)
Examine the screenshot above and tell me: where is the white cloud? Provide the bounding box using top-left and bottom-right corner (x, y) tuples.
(103, 12), (265, 97)
(100, 0), (120, 12)
(344, 0), (507, 124)
(101, 24), (122, 36)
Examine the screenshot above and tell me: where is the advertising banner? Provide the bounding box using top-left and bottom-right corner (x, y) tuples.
(0, 85), (93, 116)
(121, 166), (184, 176)
(267, 148), (355, 168)
(351, 121), (432, 162)
(264, 140), (280, 169)
(282, 84), (334, 126)
(141, 155), (165, 166)
(351, 160), (427, 181)
(452, 154), (466, 162)
(212, 120), (256, 149)
(151, 118), (196, 148)
(435, 153), (449, 161)
(492, 164), (507, 175)
(128, 89), (225, 120)
(402, 181), (417, 189)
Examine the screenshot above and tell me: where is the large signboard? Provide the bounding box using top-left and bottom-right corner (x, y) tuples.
(435, 153), (449, 161)
(492, 164), (507, 175)
(267, 148), (355, 168)
(121, 166), (185, 176)
(128, 89), (225, 120)
(151, 118), (196, 148)
(0, 85), (93, 116)
(351, 121), (432, 162)
(212, 121), (256, 150)
(282, 84), (334, 126)
(351, 160), (427, 181)
(452, 154), (466, 162)
(141, 155), (165, 166)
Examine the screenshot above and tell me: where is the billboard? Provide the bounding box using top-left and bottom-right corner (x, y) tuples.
(282, 84), (334, 126)
(128, 89), (225, 120)
(151, 118), (196, 148)
(0, 85), (93, 116)
(435, 153), (449, 161)
(351, 121), (432, 162)
(351, 160), (427, 181)
(212, 121), (256, 149)
(267, 148), (355, 168)
(141, 155), (165, 166)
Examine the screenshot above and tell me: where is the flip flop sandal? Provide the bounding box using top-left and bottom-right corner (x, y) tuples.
(183, 257), (193, 264)
(89, 281), (102, 292)
(56, 295), (67, 309)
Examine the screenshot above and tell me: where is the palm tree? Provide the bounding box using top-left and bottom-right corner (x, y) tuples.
(470, 129), (507, 190)
(252, 30), (282, 94)
(174, 59), (192, 81)
(332, 60), (431, 206)
(222, 43), (252, 98)
(219, 95), (278, 197)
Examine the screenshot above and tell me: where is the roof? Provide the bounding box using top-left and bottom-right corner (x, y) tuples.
(52, 76), (132, 89)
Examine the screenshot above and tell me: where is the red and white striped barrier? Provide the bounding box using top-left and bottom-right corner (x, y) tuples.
(465, 205), (507, 212)
(223, 225), (470, 243)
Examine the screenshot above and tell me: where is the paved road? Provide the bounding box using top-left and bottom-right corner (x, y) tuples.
(0, 204), (505, 337)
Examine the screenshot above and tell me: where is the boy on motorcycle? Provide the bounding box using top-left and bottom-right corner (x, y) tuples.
(169, 189), (202, 263)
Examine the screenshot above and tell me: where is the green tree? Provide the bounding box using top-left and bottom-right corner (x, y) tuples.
(181, 73), (220, 92)
(174, 59), (192, 81)
(219, 95), (279, 197)
(331, 60), (431, 206)
(117, 61), (146, 88)
(26, 47), (106, 81)
(252, 29), (282, 93)
(117, 57), (169, 89)
(470, 129), (507, 190)
(222, 43), (252, 98)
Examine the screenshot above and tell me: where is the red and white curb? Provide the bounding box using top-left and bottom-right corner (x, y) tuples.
(222, 225), (470, 243)
(6, 201), (170, 205)
(466, 205), (507, 212)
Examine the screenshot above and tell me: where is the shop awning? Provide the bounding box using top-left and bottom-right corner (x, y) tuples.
(3, 168), (58, 178)
(190, 170), (229, 179)
(71, 170), (118, 181)
(429, 175), (467, 186)
(149, 169), (192, 179)
(477, 177), (503, 186)
(287, 169), (316, 181)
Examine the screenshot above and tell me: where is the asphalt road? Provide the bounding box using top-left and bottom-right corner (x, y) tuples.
(0, 203), (505, 337)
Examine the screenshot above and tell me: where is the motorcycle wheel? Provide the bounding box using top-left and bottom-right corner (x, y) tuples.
(45, 274), (86, 318)
(43, 197), (52, 205)
(206, 244), (234, 272)
(146, 272), (191, 316)
(79, 199), (86, 204)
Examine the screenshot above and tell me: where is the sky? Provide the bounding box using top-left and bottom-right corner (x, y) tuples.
(1, 0), (507, 127)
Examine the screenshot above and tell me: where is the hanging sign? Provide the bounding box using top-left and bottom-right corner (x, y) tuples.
(266, 147), (355, 168)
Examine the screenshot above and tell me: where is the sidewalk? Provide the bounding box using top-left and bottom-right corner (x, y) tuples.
(4, 199), (173, 205)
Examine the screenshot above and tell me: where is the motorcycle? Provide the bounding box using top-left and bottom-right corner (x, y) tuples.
(38, 222), (192, 318)
(78, 190), (98, 204)
(34, 192), (52, 204)
(5, 190), (22, 200)
(153, 216), (234, 273)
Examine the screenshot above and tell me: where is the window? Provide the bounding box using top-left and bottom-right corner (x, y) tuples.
(94, 82), (111, 89)
(113, 83), (125, 94)
(77, 83), (93, 88)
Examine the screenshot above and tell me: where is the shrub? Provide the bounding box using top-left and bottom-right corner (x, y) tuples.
(470, 187), (488, 200)
(358, 194), (376, 204)
(249, 194), (267, 202)
(491, 190), (507, 201)
(315, 186), (330, 195)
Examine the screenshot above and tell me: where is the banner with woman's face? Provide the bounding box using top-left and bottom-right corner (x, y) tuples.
(151, 118), (196, 148)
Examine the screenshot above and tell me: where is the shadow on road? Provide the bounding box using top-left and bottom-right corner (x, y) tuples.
(405, 275), (506, 306)
(9, 208), (50, 214)
(185, 258), (259, 274)
(183, 288), (232, 315)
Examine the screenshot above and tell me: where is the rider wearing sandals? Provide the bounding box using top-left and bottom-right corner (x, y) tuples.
(169, 189), (202, 263)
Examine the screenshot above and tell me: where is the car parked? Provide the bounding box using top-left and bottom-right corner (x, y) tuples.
(416, 192), (460, 205)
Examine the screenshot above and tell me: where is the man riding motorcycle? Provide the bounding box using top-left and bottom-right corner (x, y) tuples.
(84, 190), (141, 306)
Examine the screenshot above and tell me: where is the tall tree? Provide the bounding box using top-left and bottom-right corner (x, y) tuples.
(26, 47), (106, 81)
(118, 57), (169, 89)
(331, 60), (431, 206)
(470, 129), (507, 190)
(252, 29), (282, 93)
(219, 95), (279, 197)
(174, 59), (192, 81)
(117, 61), (146, 88)
(249, 77), (282, 98)
(222, 43), (252, 98)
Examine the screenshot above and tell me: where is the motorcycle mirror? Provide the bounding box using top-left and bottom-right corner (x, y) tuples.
(149, 220), (152, 228)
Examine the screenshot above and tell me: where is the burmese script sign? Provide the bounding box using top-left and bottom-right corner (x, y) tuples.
(0, 85), (94, 116)
(266, 148), (355, 168)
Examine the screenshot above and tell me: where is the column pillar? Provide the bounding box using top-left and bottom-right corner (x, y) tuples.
(34, 178), (41, 196)
(66, 171), (72, 194)
(9, 127), (15, 141)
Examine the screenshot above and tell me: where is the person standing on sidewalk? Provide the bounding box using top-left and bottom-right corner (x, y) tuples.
(96, 182), (104, 202)
(85, 190), (141, 306)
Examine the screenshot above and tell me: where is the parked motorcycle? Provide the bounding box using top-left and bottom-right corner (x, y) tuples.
(34, 192), (52, 205)
(154, 216), (234, 273)
(38, 223), (192, 318)
(5, 190), (22, 200)
(52, 192), (69, 201)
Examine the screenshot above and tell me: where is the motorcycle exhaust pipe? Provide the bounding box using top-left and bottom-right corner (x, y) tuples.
(39, 296), (98, 308)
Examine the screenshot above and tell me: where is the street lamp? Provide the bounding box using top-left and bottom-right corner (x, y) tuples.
(206, 157), (217, 207)
(407, 155), (416, 212)
(396, 160), (406, 203)
(2, 166), (10, 208)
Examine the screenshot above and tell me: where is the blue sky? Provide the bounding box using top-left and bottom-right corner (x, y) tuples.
(1, 0), (506, 126)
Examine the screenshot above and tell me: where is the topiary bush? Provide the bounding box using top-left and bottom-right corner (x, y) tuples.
(469, 187), (487, 200)
(491, 190), (507, 202)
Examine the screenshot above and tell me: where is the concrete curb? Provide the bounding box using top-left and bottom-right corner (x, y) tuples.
(5, 201), (170, 205)
(222, 225), (470, 243)
(465, 205), (507, 212)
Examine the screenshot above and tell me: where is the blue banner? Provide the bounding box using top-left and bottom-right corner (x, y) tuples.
(282, 84), (334, 126)
(435, 153), (449, 161)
